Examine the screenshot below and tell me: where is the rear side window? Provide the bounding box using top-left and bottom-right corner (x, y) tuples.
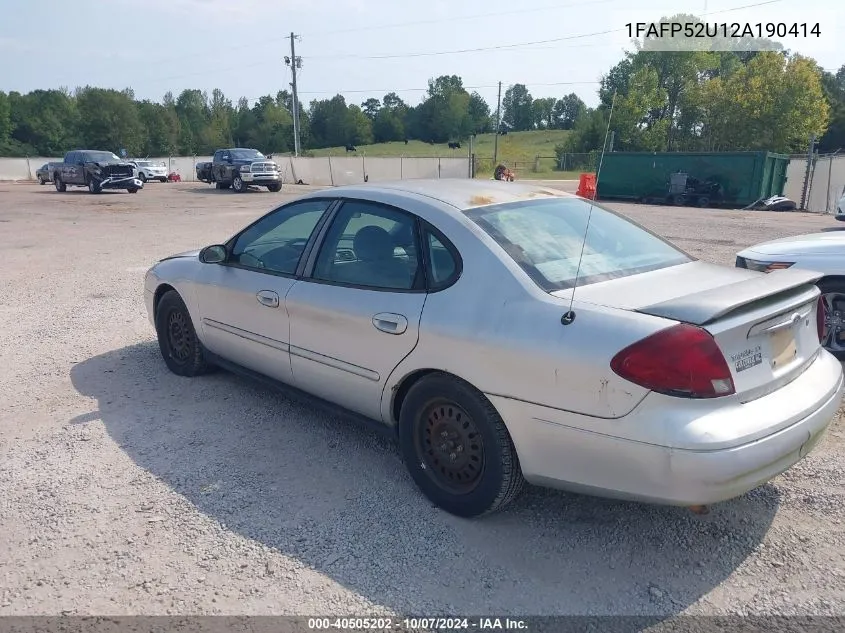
(465, 197), (691, 291)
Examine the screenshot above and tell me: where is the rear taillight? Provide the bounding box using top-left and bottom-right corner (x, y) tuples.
(817, 295), (826, 343)
(610, 324), (735, 399)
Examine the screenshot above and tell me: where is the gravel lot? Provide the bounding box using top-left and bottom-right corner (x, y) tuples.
(1, 180), (844, 618)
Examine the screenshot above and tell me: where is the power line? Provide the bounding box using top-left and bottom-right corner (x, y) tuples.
(139, 0), (623, 69)
(306, 0), (785, 61)
(302, 0), (621, 37)
(238, 80), (601, 105)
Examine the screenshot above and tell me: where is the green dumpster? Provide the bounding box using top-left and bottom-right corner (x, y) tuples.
(596, 151), (791, 207)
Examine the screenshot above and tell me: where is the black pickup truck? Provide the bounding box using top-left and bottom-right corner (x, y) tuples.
(196, 147), (281, 193)
(52, 150), (143, 194)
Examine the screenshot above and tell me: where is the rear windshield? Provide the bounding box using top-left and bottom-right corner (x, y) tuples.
(231, 149), (265, 160)
(85, 151), (121, 163)
(465, 197), (691, 291)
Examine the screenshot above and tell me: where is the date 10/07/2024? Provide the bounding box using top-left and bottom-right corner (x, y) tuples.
(626, 22), (821, 39)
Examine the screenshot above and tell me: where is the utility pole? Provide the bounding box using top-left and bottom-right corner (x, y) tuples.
(800, 134), (816, 210)
(285, 33), (302, 157)
(493, 81), (502, 165)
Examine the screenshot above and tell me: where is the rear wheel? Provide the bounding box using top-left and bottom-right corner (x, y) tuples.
(54, 176), (66, 192)
(154, 290), (213, 377)
(398, 373), (525, 517)
(818, 279), (845, 360)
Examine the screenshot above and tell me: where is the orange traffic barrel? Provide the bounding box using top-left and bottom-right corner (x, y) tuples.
(576, 173), (597, 200)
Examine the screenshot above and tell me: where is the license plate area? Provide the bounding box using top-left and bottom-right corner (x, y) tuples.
(770, 327), (797, 369)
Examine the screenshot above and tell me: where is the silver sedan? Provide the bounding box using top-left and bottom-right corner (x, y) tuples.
(144, 179), (843, 517)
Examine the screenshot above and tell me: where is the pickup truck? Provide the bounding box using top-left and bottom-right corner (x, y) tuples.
(196, 147), (282, 193)
(52, 150), (143, 194)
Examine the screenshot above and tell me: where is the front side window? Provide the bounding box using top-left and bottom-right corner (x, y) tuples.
(465, 197), (691, 291)
(312, 200), (421, 291)
(229, 199), (332, 275)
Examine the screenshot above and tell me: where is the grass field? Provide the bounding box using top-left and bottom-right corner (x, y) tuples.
(303, 130), (582, 179)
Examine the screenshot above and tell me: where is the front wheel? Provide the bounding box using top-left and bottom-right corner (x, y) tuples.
(38, 176), (46, 185)
(818, 279), (845, 360)
(154, 290), (213, 377)
(232, 174), (246, 193)
(267, 183), (281, 192)
(139, 172), (147, 183)
(128, 188), (139, 194)
(88, 177), (101, 194)
(398, 373), (525, 518)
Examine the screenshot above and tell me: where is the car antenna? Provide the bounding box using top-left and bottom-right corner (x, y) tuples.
(561, 90), (617, 326)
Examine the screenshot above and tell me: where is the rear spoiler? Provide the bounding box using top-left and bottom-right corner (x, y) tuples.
(636, 267), (824, 325)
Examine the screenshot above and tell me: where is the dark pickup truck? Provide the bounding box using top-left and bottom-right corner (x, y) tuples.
(196, 147), (281, 193)
(52, 150), (143, 194)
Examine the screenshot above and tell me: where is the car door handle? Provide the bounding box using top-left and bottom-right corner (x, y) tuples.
(256, 290), (280, 308)
(372, 313), (408, 335)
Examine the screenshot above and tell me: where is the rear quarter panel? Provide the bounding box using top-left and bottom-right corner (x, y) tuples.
(366, 191), (672, 425)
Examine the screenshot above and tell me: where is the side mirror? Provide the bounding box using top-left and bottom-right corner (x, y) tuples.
(199, 244), (227, 264)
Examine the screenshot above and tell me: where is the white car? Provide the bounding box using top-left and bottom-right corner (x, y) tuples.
(131, 160), (168, 183)
(835, 192), (845, 221)
(144, 180), (843, 517)
(737, 232), (845, 359)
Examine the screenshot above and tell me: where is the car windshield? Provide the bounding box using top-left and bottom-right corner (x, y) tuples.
(86, 151), (122, 163)
(465, 197), (691, 292)
(136, 161), (151, 167)
(230, 149), (265, 160)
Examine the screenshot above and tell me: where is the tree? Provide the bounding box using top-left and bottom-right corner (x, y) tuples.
(467, 92), (491, 133)
(361, 98), (381, 120)
(0, 92), (10, 148)
(819, 65), (845, 153)
(76, 87), (143, 154)
(551, 94), (585, 130)
(531, 97), (556, 129)
(502, 84), (533, 131)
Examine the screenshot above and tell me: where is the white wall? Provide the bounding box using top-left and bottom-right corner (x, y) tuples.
(0, 155), (471, 184)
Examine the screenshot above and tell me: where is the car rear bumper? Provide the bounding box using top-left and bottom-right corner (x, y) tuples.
(490, 350), (844, 506)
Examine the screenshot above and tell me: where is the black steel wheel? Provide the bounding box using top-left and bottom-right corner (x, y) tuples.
(154, 289), (213, 377)
(398, 372), (525, 518)
(818, 279), (845, 360)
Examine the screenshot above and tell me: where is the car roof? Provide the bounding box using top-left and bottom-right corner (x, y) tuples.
(324, 179), (575, 211)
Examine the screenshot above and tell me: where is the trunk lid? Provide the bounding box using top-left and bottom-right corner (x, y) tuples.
(553, 261), (824, 402)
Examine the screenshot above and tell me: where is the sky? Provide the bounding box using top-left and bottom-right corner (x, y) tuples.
(0, 0), (841, 112)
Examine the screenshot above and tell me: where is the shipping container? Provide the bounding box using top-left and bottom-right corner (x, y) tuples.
(596, 151), (790, 207)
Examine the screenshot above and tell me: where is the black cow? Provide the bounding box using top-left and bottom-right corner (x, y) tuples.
(448, 141), (462, 149)
(404, 139), (409, 145)
(345, 144), (357, 152)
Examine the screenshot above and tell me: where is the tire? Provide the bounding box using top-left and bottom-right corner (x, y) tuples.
(38, 176), (46, 185)
(398, 373), (525, 518)
(154, 290), (213, 377)
(817, 279), (845, 361)
(696, 196), (710, 208)
(54, 176), (66, 192)
(159, 177), (167, 183)
(267, 183), (281, 192)
(87, 177), (101, 194)
(671, 194), (685, 206)
(232, 174), (246, 193)
(139, 172), (147, 183)
(128, 188), (139, 194)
